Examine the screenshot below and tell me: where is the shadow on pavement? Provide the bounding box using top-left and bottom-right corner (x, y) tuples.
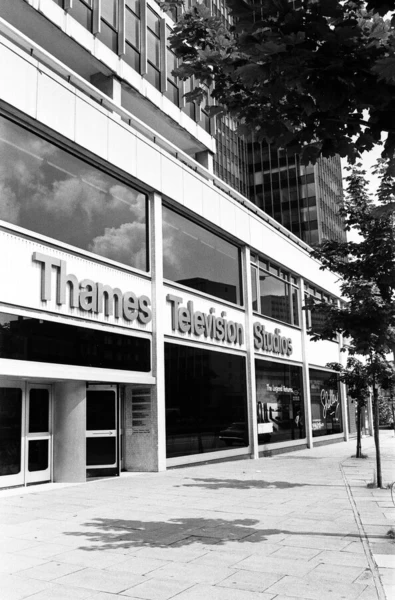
(62, 517), (387, 552)
(175, 478), (342, 489)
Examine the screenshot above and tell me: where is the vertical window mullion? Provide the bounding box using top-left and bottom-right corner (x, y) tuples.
(118, 0), (125, 56)
(179, 79), (185, 108)
(140, 0), (147, 75)
(93, 0), (101, 34)
(64, 0), (73, 10)
(160, 18), (167, 92)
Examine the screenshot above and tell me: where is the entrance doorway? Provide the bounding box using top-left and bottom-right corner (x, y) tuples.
(0, 382), (52, 488)
(86, 385), (119, 476)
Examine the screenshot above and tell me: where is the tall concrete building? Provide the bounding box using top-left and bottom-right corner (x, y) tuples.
(0, 0), (356, 489)
(247, 144), (346, 245)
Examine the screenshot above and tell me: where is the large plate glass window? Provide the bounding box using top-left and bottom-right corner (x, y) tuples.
(165, 343), (248, 458)
(0, 116), (148, 272)
(251, 255), (299, 326)
(309, 369), (343, 437)
(162, 206), (243, 305)
(255, 360), (305, 445)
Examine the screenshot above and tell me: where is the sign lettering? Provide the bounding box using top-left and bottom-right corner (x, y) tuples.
(167, 294), (244, 346)
(33, 252), (152, 325)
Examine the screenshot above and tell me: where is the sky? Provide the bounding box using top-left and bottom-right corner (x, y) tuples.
(341, 143), (384, 243)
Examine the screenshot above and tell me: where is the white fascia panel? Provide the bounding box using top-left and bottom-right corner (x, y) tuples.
(75, 94), (109, 160)
(182, 170), (203, 215)
(108, 118), (137, 179)
(135, 138), (162, 190)
(0, 230), (153, 334)
(164, 285), (247, 352)
(253, 314), (303, 363)
(37, 69), (76, 142)
(0, 41), (38, 118)
(202, 184), (221, 227)
(306, 338), (341, 368)
(0, 358), (155, 385)
(161, 155), (183, 204)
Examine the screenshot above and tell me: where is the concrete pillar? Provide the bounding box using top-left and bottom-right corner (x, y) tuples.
(338, 332), (349, 442)
(299, 279), (313, 448)
(242, 246), (259, 459)
(151, 192), (166, 471)
(53, 381), (86, 483)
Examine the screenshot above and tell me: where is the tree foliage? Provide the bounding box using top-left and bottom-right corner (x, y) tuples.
(308, 158), (395, 357)
(166, 0), (395, 164)
(308, 158), (395, 485)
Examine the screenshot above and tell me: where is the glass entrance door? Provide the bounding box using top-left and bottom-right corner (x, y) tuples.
(0, 382), (52, 488)
(0, 385), (24, 487)
(25, 385), (51, 485)
(86, 385), (118, 474)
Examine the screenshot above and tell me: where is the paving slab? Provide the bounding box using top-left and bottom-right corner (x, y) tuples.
(0, 430), (394, 600)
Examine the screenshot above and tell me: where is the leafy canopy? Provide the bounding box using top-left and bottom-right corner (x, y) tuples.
(166, 0), (395, 165)
(308, 158), (395, 358)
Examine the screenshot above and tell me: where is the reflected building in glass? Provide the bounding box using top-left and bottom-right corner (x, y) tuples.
(247, 144), (347, 246)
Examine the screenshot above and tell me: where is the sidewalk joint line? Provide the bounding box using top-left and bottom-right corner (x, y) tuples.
(339, 460), (387, 600)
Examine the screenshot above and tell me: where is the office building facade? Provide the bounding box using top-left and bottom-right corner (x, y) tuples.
(0, 0), (352, 489)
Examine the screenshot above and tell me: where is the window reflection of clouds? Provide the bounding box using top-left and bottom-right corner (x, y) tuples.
(0, 117), (147, 271)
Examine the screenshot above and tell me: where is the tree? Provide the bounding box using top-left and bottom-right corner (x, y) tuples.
(166, 0), (395, 165)
(326, 359), (370, 458)
(307, 159), (395, 488)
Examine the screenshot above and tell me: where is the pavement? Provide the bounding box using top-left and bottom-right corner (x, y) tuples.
(0, 432), (394, 600)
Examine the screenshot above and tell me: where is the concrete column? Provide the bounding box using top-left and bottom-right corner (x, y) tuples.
(53, 381), (86, 483)
(242, 247), (259, 459)
(338, 332), (349, 441)
(299, 279), (313, 448)
(151, 192), (166, 470)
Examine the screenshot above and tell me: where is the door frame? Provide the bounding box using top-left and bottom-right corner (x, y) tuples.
(86, 384), (120, 474)
(0, 380), (53, 488)
(25, 383), (52, 485)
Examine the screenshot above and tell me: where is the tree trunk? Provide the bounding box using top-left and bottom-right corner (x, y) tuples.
(372, 382), (383, 488)
(356, 403), (362, 458)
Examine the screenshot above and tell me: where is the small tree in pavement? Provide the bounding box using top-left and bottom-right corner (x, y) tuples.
(308, 160), (395, 488)
(326, 359), (370, 459)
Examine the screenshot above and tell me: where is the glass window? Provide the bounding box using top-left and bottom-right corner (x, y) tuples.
(0, 313), (151, 372)
(29, 389), (49, 433)
(255, 360), (305, 444)
(125, 5), (140, 50)
(0, 117), (148, 272)
(253, 258), (299, 326)
(165, 343), (248, 458)
(251, 265), (258, 311)
(162, 206), (243, 305)
(101, 0), (117, 28)
(310, 369), (343, 437)
(28, 440), (49, 472)
(259, 272), (291, 323)
(69, 0), (92, 30)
